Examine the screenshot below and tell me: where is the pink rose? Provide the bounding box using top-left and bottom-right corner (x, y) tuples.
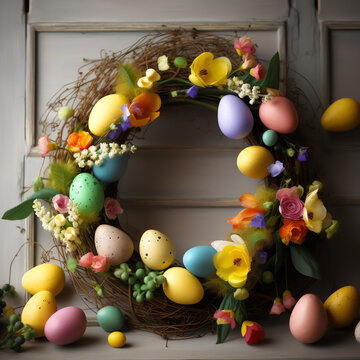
(250, 64), (266, 81)
(52, 194), (70, 213)
(269, 298), (285, 315)
(104, 197), (123, 220)
(279, 196), (304, 220)
(38, 135), (57, 157)
(276, 186), (298, 201)
(234, 36), (256, 56)
(240, 53), (256, 70)
(92, 255), (107, 273)
(79, 252), (94, 267)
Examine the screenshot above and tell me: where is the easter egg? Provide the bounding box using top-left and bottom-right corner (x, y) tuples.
(355, 321), (360, 343)
(324, 285), (360, 328)
(217, 95), (254, 139)
(163, 267), (204, 305)
(289, 293), (327, 343)
(259, 96), (298, 134)
(93, 153), (129, 183)
(139, 230), (175, 270)
(69, 173), (104, 214)
(21, 290), (57, 337)
(262, 130), (278, 147)
(108, 331), (126, 348)
(95, 225), (134, 265)
(97, 305), (124, 332)
(44, 306), (87, 345)
(88, 94), (129, 136)
(237, 146), (274, 179)
(321, 98), (360, 132)
(183, 246), (217, 278)
(22, 263), (65, 296)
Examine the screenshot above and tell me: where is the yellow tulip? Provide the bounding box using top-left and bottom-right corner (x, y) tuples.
(303, 188), (327, 233)
(189, 52), (231, 88)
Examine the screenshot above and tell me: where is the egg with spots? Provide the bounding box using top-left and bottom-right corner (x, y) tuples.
(139, 230), (175, 270)
(69, 173), (104, 214)
(95, 225), (134, 265)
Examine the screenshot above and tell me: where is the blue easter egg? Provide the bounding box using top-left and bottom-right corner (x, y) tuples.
(93, 153), (129, 183)
(217, 95), (254, 139)
(183, 246), (217, 278)
(262, 129), (278, 147)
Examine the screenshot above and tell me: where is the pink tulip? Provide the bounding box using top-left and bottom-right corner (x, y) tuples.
(234, 36), (256, 55)
(92, 256), (107, 273)
(38, 135), (57, 157)
(269, 297), (286, 315)
(250, 64), (266, 81)
(79, 252), (94, 268)
(240, 53), (256, 70)
(283, 290), (297, 310)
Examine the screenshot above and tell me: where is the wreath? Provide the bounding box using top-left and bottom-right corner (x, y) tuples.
(2, 30), (342, 347)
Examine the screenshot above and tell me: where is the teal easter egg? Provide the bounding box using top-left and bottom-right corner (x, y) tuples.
(262, 130), (278, 147)
(69, 173), (104, 213)
(93, 153), (129, 183)
(183, 246), (217, 278)
(97, 306), (124, 332)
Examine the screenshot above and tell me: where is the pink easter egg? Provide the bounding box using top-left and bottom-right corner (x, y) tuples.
(259, 96), (298, 134)
(45, 306), (87, 345)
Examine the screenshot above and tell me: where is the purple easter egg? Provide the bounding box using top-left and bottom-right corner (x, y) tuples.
(217, 95), (254, 139)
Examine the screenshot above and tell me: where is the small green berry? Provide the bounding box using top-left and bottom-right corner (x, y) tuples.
(7, 325), (13, 333)
(14, 336), (25, 346)
(156, 275), (165, 284)
(135, 269), (145, 279)
(13, 321), (23, 331)
(120, 272), (129, 281)
(145, 291), (154, 300)
(128, 277), (136, 285)
(58, 106), (74, 121)
(262, 270), (274, 284)
(144, 276), (150, 283)
(133, 283), (140, 291)
(147, 281), (156, 292)
(148, 272), (157, 279)
(136, 294), (144, 303)
(140, 284), (148, 291)
(174, 57), (187, 68)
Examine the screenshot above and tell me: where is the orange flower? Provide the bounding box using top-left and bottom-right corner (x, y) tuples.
(128, 92), (161, 127)
(239, 193), (261, 209)
(67, 131), (93, 152)
(279, 219), (308, 245)
(227, 208), (263, 231)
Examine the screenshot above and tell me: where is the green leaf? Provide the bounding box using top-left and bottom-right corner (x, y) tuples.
(66, 257), (77, 272)
(234, 300), (246, 325)
(2, 188), (59, 220)
(274, 230), (285, 277)
(216, 323), (231, 344)
(216, 292), (238, 344)
(290, 243), (321, 280)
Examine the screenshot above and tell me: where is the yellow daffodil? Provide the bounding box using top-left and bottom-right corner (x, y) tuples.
(214, 244), (251, 288)
(189, 52), (231, 88)
(157, 55), (170, 71)
(137, 69), (160, 89)
(303, 188), (327, 233)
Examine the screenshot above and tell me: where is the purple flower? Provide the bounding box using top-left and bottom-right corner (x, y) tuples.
(267, 160), (285, 177)
(187, 85), (199, 98)
(297, 147), (308, 162)
(254, 250), (268, 264)
(250, 213), (266, 228)
(107, 104), (133, 139)
(108, 125), (122, 140)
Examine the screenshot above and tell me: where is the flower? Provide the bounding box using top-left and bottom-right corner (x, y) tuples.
(279, 219), (308, 245)
(92, 255), (107, 273)
(250, 64), (266, 81)
(104, 197), (123, 220)
(254, 250), (268, 264)
(67, 131), (93, 152)
(214, 244), (251, 288)
(137, 68), (160, 89)
(239, 193), (261, 209)
(303, 188), (327, 233)
(267, 160), (285, 177)
(241, 321), (265, 345)
(79, 252), (94, 267)
(276, 188), (304, 220)
(54, 214), (66, 227)
(213, 310), (236, 329)
(298, 147), (309, 162)
(227, 208), (263, 231)
(174, 57), (187, 68)
(269, 297), (285, 315)
(234, 287), (249, 301)
(52, 194), (70, 213)
(189, 52), (231, 88)
(286, 148), (296, 157)
(211, 233), (246, 252)
(64, 227), (77, 241)
(325, 219), (339, 239)
(127, 92), (161, 127)
(186, 85), (199, 98)
(157, 55), (170, 71)
(283, 290), (297, 310)
(250, 213), (266, 228)
(240, 53), (256, 70)
(234, 36), (256, 55)
(38, 135), (57, 157)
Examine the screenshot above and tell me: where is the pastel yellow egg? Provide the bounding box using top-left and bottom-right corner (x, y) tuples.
(162, 267), (204, 305)
(22, 263), (65, 296)
(88, 94), (129, 136)
(139, 230), (175, 270)
(108, 331), (126, 348)
(237, 146), (274, 179)
(324, 285), (360, 328)
(321, 98), (360, 132)
(21, 290), (57, 337)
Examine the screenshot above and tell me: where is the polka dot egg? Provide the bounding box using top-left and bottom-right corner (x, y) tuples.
(139, 230), (175, 270)
(69, 173), (104, 214)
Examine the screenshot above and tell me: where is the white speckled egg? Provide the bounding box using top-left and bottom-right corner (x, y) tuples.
(95, 225), (134, 265)
(139, 230), (175, 270)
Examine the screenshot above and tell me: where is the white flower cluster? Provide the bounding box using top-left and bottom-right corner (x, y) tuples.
(73, 143), (137, 168)
(226, 77), (274, 104)
(33, 199), (82, 252)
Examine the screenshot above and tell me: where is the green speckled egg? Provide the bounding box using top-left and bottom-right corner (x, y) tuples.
(69, 173), (104, 214)
(262, 129), (278, 147)
(97, 306), (124, 332)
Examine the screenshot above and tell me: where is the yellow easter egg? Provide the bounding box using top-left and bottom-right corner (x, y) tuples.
(88, 94), (129, 136)
(321, 98), (360, 132)
(324, 285), (360, 328)
(237, 146), (274, 179)
(162, 267), (204, 305)
(21, 290), (57, 337)
(139, 230), (175, 270)
(22, 263), (65, 296)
